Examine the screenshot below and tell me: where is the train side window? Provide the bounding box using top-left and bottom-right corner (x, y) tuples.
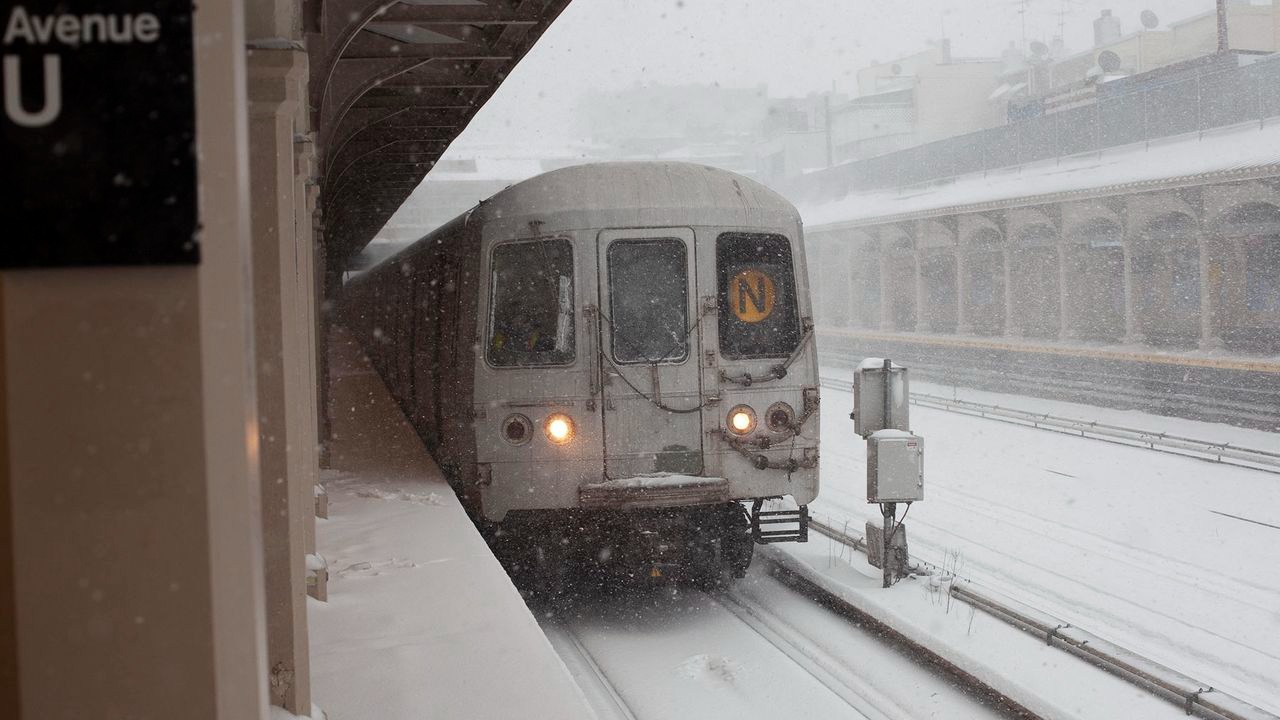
(487, 238), (575, 367)
(716, 232), (802, 360)
(606, 238), (689, 364)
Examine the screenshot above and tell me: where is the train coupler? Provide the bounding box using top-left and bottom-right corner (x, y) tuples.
(750, 499), (809, 544)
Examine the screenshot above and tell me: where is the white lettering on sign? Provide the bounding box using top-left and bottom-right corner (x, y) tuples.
(1, 6), (163, 128)
(2, 55), (59, 127)
(3, 7), (161, 47)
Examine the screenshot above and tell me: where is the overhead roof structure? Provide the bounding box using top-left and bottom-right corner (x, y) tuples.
(308, 0), (571, 267)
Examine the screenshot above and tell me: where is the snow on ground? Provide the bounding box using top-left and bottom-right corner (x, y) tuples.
(543, 563), (1010, 720)
(309, 329), (593, 720)
(771, 543), (1189, 720)
(814, 367), (1280, 714)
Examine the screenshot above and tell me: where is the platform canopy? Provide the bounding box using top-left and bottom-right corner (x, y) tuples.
(308, 0), (571, 266)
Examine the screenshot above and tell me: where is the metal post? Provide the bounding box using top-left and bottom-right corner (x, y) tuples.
(882, 357), (892, 424)
(882, 502), (896, 588)
(882, 356), (895, 588)
(1216, 0), (1228, 53)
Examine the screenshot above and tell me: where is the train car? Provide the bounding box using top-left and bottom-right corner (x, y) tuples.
(341, 161), (819, 585)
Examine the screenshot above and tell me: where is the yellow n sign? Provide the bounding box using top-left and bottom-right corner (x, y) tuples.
(732, 269), (775, 323)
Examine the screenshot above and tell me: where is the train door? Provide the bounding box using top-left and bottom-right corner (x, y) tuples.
(597, 228), (704, 478)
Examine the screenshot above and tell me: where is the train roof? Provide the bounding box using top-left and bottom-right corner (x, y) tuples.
(470, 161), (801, 233)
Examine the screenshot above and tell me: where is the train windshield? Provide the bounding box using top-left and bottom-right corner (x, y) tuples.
(607, 238), (689, 364)
(716, 233), (802, 360)
(487, 238), (575, 367)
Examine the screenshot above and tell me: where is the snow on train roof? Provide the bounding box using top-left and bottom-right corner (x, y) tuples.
(801, 120), (1280, 231)
(472, 161), (799, 227)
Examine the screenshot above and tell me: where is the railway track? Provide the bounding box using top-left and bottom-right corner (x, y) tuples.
(804, 517), (1280, 720)
(816, 377), (1280, 474)
(539, 558), (1031, 720)
(817, 348), (1280, 430)
(542, 624), (640, 720)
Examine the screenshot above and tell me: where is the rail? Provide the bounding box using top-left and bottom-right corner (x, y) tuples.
(818, 377), (1280, 475)
(817, 349), (1280, 430)
(807, 517), (1280, 720)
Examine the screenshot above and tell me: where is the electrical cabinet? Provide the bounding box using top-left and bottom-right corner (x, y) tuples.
(853, 361), (909, 438)
(867, 431), (923, 502)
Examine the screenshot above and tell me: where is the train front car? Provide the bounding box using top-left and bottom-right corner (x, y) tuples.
(473, 162), (818, 587)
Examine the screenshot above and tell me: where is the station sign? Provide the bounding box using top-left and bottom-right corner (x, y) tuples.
(0, 2), (198, 267)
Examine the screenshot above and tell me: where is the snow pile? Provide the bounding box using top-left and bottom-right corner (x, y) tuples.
(352, 487), (445, 505)
(674, 654), (744, 685)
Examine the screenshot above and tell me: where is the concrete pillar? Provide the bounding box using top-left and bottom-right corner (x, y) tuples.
(811, 244), (826, 325)
(295, 136), (321, 553)
(847, 249), (861, 328)
(878, 253), (895, 331)
(1122, 239), (1145, 344)
(1003, 249), (1020, 337)
(1, 0), (267, 717)
(248, 47), (312, 715)
(1058, 244), (1075, 340)
(955, 250), (973, 334)
(1198, 238), (1223, 349)
(913, 252), (932, 333)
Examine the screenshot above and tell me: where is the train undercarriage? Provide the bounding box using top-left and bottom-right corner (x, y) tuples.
(486, 500), (808, 598)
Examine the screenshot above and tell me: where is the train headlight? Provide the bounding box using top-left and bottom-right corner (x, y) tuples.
(502, 414), (533, 445)
(544, 413), (575, 445)
(766, 402), (796, 432)
(727, 405), (757, 435)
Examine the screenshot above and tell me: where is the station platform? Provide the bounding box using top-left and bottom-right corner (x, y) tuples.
(309, 328), (593, 720)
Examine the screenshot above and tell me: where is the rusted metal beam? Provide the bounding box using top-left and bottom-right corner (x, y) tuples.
(340, 32), (512, 60)
(375, 3), (543, 25)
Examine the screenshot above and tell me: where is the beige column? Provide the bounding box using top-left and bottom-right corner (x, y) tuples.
(1058, 244), (1075, 340)
(955, 249), (973, 334)
(2, 0), (266, 717)
(878, 252), (895, 331)
(847, 249), (861, 327)
(1002, 249), (1019, 336)
(811, 243), (826, 325)
(1198, 238), (1223, 349)
(1123, 239), (1145, 344)
(294, 134), (321, 554)
(248, 47), (312, 715)
(914, 252), (932, 333)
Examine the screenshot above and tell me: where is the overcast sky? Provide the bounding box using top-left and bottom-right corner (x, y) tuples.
(450, 0), (1218, 150)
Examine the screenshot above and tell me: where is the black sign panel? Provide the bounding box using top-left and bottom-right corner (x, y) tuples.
(0, 2), (198, 267)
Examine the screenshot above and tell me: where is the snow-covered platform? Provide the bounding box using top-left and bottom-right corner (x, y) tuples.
(309, 329), (592, 720)
(815, 368), (1280, 715)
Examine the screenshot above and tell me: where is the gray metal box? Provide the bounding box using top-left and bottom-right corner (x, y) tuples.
(853, 362), (909, 438)
(867, 431), (923, 502)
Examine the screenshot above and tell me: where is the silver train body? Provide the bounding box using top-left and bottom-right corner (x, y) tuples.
(343, 162), (819, 576)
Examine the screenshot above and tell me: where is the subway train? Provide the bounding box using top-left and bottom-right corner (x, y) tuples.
(340, 162), (819, 586)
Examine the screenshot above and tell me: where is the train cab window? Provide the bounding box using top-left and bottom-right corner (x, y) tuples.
(717, 233), (802, 359)
(487, 239), (575, 367)
(607, 238), (689, 364)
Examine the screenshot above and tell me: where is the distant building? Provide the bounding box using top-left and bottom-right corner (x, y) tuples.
(996, 2), (1278, 122)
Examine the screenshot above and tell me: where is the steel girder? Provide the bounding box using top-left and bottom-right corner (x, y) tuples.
(307, 0), (572, 266)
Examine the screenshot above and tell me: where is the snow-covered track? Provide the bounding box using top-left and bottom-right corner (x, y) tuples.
(542, 624), (640, 720)
(539, 563), (1022, 720)
(806, 518), (1280, 720)
(709, 589), (904, 720)
(749, 550), (1042, 720)
(817, 378), (1280, 474)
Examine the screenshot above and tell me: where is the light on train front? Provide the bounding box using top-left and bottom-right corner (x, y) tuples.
(544, 413), (575, 445)
(728, 405), (757, 435)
